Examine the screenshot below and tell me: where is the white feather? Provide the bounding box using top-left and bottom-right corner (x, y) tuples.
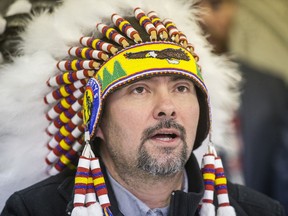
(5, 0), (32, 17)
(0, 16), (7, 35)
(0, 52), (3, 64)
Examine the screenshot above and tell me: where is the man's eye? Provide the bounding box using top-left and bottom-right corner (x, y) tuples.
(132, 87), (146, 94)
(177, 85), (189, 92)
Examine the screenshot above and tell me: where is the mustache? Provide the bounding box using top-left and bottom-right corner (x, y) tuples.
(141, 119), (186, 142)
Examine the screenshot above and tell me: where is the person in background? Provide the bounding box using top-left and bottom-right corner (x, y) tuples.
(198, 0), (288, 212)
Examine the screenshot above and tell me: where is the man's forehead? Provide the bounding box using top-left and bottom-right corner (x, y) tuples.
(125, 74), (195, 84)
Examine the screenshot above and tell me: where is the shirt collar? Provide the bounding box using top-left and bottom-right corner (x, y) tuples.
(107, 168), (189, 216)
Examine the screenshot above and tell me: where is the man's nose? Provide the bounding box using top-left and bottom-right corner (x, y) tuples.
(153, 91), (176, 120)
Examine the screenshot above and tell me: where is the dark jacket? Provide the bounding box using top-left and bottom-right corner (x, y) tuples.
(237, 61), (288, 213)
(1, 154), (286, 216)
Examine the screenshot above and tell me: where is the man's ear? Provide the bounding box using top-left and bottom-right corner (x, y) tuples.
(95, 126), (105, 140)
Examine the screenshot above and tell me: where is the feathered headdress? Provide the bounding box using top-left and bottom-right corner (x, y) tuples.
(0, 0), (240, 214)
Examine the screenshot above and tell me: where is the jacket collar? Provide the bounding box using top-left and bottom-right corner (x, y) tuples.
(168, 153), (205, 215)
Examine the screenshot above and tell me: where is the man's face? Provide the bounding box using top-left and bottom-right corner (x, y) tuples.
(97, 75), (199, 179)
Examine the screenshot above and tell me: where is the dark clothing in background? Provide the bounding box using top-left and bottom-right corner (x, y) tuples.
(238, 61), (288, 213)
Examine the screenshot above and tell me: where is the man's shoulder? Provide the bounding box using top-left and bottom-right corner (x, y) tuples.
(17, 168), (74, 197)
(1, 169), (75, 216)
(228, 182), (286, 216)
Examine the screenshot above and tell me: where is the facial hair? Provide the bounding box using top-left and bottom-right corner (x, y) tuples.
(137, 119), (188, 176)
(102, 118), (189, 183)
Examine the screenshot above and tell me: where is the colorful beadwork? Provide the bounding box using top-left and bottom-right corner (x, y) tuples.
(134, 7), (157, 41)
(96, 23), (129, 48)
(49, 137), (84, 175)
(112, 14), (142, 43)
(46, 99), (83, 135)
(72, 143), (112, 214)
(46, 124), (85, 165)
(179, 32), (188, 48)
(199, 145), (234, 215)
(163, 19), (180, 43)
(80, 37), (118, 54)
(215, 157), (230, 207)
(201, 153), (215, 205)
(147, 11), (168, 40)
(68, 47), (109, 61)
(45, 88), (84, 120)
(47, 111), (83, 149)
(91, 158), (110, 208)
(73, 155), (91, 207)
(47, 70), (95, 87)
(44, 80), (86, 104)
(57, 59), (100, 71)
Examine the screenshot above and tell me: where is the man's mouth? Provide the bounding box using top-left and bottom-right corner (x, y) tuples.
(150, 130), (180, 142)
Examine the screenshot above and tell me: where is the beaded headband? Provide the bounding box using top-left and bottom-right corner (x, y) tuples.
(44, 7), (234, 216)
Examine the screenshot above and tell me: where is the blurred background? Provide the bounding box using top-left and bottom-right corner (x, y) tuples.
(198, 0), (288, 213)
(230, 0), (288, 83)
(198, 0), (288, 82)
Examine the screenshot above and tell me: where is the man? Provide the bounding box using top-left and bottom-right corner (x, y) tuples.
(0, 0), (285, 215)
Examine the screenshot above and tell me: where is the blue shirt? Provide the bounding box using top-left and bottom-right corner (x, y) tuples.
(107, 171), (188, 216)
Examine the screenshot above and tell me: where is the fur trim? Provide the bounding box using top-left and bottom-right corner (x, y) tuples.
(217, 206), (237, 216)
(0, 0), (240, 208)
(199, 203), (216, 216)
(71, 206), (89, 216)
(87, 203), (103, 216)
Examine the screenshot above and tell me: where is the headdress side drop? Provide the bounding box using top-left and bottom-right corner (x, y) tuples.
(44, 7), (236, 216)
